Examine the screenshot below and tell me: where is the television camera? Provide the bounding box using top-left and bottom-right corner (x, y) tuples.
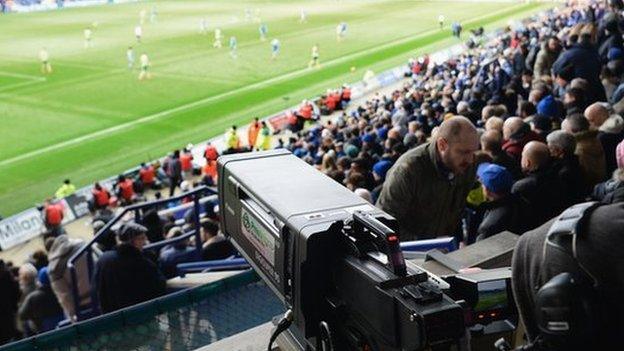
(218, 150), (515, 350)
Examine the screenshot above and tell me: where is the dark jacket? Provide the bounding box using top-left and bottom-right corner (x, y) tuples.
(552, 42), (606, 103)
(159, 245), (198, 278)
(0, 267), (20, 344)
(18, 286), (63, 333)
(92, 244), (166, 313)
(376, 142), (475, 240)
(476, 195), (525, 241)
(168, 158), (182, 179)
(598, 114), (624, 175)
(511, 203), (624, 347)
(551, 155), (588, 207)
(511, 166), (565, 230)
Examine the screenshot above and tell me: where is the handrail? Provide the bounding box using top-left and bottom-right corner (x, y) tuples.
(177, 258), (250, 275)
(67, 185), (216, 320)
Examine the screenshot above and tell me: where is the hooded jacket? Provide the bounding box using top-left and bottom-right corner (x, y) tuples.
(47, 235), (88, 318)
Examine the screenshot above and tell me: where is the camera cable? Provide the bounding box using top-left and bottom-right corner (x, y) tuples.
(268, 309), (293, 351)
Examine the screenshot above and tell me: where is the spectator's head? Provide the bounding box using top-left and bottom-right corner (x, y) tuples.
(18, 263), (37, 288)
(564, 87), (586, 109)
(167, 227), (187, 250)
(518, 101), (537, 119)
(546, 130), (576, 159)
(372, 160), (392, 182)
(94, 182), (102, 190)
(554, 64), (575, 87)
(345, 172), (366, 191)
(521, 141), (550, 173)
(38, 267), (51, 288)
(584, 102), (610, 129)
(530, 114), (551, 133)
(485, 116), (504, 133)
(562, 113), (590, 134)
(480, 130), (503, 155)
(547, 36), (560, 52)
(93, 220), (106, 236)
(321, 152), (337, 172)
(477, 163), (513, 200)
(434, 116), (479, 175)
(173, 149), (180, 158)
(354, 188), (372, 203)
(502, 117), (525, 141)
(200, 220), (219, 242)
(117, 174), (126, 183)
(30, 250), (48, 270)
(457, 101), (471, 117)
(117, 222), (148, 250)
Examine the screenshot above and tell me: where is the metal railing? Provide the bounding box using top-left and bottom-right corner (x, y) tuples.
(67, 185), (217, 320)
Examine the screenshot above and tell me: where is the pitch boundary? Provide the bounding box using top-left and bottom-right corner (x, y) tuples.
(0, 2), (531, 168)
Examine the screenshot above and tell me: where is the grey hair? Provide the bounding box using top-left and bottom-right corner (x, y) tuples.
(546, 130), (576, 156)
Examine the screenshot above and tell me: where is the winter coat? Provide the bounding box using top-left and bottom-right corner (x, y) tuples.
(552, 42), (606, 103)
(376, 142), (475, 241)
(47, 235), (88, 319)
(92, 244), (166, 313)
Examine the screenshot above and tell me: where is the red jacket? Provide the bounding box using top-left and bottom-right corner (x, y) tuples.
(45, 204), (64, 226)
(118, 179), (134, 201)
(180, 153), (193, 171)
(341, 88), (351, 100)
(92, 188), (111, 207)
(299, 104), (313, 119)
(139, 166), (155, 185)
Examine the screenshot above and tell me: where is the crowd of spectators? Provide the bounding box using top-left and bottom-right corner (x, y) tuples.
(275, 1), (624, 245)
(4, 0), (624, 346)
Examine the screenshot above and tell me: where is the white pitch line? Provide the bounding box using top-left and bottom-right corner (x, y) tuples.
(0, 2), (531, 168)
(0, 80), (44, 92)
(0, 70), (46, 81)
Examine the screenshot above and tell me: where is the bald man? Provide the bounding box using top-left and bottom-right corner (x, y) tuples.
(584, 102), (624, 174)
(377, 116), (479, 241)
(512, 141), (565, 229)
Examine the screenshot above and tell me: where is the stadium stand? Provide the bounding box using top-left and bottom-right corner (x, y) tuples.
(2, 1), (624, 349)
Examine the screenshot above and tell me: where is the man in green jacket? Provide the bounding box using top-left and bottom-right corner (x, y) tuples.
(377, 117), (479, 241)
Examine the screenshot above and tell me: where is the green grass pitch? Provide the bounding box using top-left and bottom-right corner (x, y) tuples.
(0, 0), (552, 216)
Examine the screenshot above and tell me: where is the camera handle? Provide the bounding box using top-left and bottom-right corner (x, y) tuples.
(352, 211), (407, 277)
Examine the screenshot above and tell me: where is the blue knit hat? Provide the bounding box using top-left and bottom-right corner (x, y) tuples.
(477, 163), (513, 194)
(361, 133), (376, 144)
(38, 267), (50, 287)
(536, 95), (557, 119)
(373, 160), (393, 180)
(609, 47), (624, 61)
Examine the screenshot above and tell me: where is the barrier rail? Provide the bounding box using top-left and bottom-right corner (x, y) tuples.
(67, 186), (217, 320)
(0, 270), (284, 351)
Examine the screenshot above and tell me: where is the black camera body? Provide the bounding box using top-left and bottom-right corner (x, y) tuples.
(218, 150), (465, 350)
